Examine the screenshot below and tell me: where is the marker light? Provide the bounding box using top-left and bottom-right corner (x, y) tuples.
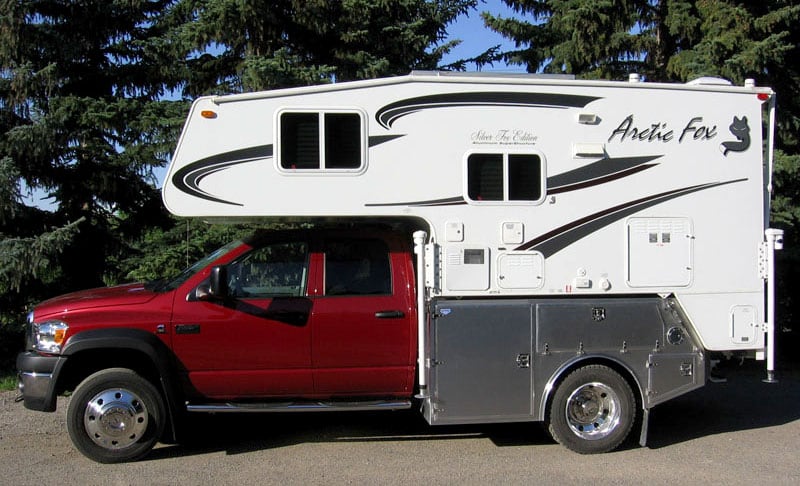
(201, 110), (218, 119)
(757, 93), (770, 101)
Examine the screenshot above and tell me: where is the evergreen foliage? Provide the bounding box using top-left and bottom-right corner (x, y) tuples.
(171, 0), (477, 95)
(120, 217), (252, 283)
(484, 1), (799, 84)
(0, 0), (187, 364)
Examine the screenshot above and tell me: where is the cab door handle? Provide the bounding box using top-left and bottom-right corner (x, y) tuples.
(175, 324), (201, 334)
(375, 310), (405, 319)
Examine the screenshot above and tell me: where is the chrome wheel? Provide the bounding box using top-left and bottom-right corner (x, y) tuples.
(84, 388), (149, 450)
(564, 382), (621, 440)
(546, 365), (636, 454)
(67, 368), (164, 463)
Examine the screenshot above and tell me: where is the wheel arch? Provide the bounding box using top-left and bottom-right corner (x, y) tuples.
(57, 328), (184, 442)
(538, 354), (646, 422)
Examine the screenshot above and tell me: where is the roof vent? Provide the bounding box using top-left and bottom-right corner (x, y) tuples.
(628, 73), (641, 83)
(686, 76), (732, 86)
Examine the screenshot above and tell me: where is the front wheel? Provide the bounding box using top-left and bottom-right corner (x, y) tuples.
(67, 368), (165, 463)
(546, 365), (636, 454)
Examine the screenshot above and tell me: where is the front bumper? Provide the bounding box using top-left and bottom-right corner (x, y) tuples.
(16, 352), (66, 412)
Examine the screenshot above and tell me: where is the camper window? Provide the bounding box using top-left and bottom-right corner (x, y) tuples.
(467, 152), (543, 203)
(467, 154), (503, 201)
(278, 110), (364, 171)
(508, 154), (542, 201)
(325, 113), (361, 169)
(280, 113), (320, 169)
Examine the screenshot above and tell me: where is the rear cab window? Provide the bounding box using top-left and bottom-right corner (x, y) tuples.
(324, 238), (392, 296)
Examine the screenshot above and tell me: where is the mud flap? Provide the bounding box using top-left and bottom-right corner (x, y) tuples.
(639, 407), (649, 447)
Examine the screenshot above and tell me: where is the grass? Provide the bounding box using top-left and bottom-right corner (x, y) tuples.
(0, 372), (17, 392)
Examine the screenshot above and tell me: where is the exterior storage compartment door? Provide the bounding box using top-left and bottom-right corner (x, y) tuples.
(627, 217), (693, 287)
(647, 352), (704, 407)
(429, 300), (533, 424)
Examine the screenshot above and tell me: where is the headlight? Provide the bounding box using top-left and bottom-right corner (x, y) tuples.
(33, 320), (69, 354)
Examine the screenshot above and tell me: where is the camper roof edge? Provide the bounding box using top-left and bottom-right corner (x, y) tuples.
(209, 72), (773, 105)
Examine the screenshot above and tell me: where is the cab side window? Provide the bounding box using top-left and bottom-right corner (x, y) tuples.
(227, 241), (308, 298)
(325, 239), (391, 296)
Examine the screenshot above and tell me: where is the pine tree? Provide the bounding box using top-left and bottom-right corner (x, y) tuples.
(120, 217), (253, 283)
(482, 0), (653, 78)
(484, 1), (798, 84)
(0, 0), (188, 357)
(171, 0), (477, 95)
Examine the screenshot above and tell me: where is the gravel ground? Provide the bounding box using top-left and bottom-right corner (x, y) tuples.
(1, 361), (799, 485)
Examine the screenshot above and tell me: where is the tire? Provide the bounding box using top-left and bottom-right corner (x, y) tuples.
(66, 368), (165, 463)
(546, 364), (636, 454)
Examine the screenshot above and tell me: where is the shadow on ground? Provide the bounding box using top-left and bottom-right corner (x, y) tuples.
(147, 408), (553, 461)
(646, 359), (800, 448)
(144, 360), (800, 461)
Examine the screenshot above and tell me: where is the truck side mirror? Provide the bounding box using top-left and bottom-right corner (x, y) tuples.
(209, 266), (229, 299)
(196, 266), (229, 301)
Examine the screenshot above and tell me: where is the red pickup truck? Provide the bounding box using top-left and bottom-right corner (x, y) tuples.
(17, 229), (418, 463)
(18, 224), (712, 462)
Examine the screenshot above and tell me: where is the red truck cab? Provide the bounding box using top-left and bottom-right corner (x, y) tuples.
(17, 228), (417, 462)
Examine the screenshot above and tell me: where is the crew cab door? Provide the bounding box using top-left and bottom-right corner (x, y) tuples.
(171, 238), (314, 399)
(310, 236), (416, 397)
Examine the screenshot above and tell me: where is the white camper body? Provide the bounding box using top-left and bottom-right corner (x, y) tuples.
(164, 71), (779, 359)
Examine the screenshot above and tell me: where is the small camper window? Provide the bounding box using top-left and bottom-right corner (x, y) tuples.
(467, 152), (543, 203)
(325, 113), (361, 169)
(508, 154), (542, 201)
(467, 154), (503, 201)
(281, 113), (320, 169)
(279, 110), (364, 172)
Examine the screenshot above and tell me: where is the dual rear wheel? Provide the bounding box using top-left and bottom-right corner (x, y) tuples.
(546, 365), (637, 454)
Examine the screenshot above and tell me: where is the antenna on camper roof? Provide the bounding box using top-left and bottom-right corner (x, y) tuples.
(186, 219), (190, 267)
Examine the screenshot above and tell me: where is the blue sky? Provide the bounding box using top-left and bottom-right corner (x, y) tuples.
(442, 0), (528, 72)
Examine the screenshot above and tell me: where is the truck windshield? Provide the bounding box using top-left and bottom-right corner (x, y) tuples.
(153, 240), (244, 292)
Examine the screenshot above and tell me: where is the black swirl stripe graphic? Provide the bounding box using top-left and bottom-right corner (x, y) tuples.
(366, 156), (663, 207)
(547, 155), (662, 195)
(171, 145), (273, 206)
(365, 196), (466, 207)
(515, 179), (747, 257)
(368, 134), (405, 146)
(376, 92), (601, 129)
(171, 136), (406, 205)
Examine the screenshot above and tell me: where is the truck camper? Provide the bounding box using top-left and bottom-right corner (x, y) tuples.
(18, 72), (784, 462)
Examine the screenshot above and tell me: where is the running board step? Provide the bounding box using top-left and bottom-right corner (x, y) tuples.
(186, 399), (413, 413)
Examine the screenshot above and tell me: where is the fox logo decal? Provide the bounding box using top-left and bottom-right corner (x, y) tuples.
(720, 116), (750, 156)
